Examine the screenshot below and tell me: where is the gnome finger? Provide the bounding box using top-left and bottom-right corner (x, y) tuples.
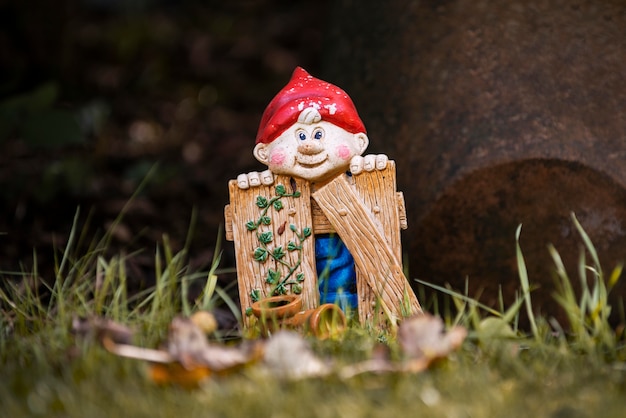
(237, 173), (250, 189)
(248, 172), (261, 187)
(260, 170), (274, 185)
(363, 155), (377, 172)
(375, 154), (389, 170)
(350, 155), (364, 175)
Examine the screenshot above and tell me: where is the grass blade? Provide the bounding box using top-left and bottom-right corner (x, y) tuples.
(515, 224), (540, 340)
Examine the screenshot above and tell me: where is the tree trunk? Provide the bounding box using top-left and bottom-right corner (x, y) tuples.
(323, 0), (626, 324)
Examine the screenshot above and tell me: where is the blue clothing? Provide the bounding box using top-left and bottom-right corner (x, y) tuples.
(315, 234), (358, 311)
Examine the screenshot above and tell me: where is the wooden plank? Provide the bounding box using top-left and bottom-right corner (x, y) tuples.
(224, 204), (234, 241)
(352, 162), (403, 262)
(228, 173), (408, 241)
(397, 192), (408, 230)
(312, 174), (421, 322)
(310, 199), (334, 234)
(228, 176), (317, 325)
(350, 162), (406, 323)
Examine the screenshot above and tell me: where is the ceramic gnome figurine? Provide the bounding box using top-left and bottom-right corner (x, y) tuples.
(225, 67), (421, 327)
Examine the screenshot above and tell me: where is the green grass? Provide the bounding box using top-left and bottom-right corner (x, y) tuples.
(1, 212), (626, 417)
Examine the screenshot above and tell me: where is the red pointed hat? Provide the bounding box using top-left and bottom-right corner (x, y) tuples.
(255, 67), (366, 144)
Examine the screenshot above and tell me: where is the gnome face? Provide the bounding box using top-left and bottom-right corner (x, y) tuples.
(254, 117), (368, 182)
(253, 67), (369, 182)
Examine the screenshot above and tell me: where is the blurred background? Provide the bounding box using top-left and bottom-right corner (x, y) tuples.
(0, 0), (327, 283)
(3, 0), (625, 325)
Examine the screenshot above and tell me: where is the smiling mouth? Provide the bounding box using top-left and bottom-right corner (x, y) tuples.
(296, 154), (328, 168)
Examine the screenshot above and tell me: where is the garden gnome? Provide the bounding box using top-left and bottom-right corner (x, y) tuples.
(228, 67), (421, 325)
(237, 67), (388, 311)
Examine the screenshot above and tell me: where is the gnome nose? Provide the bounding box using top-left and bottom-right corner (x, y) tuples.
(298, 140), (324, 155)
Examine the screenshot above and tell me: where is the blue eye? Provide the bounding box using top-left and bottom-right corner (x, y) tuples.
(298, 132), (307, 141)
(313, 129), (323, 140)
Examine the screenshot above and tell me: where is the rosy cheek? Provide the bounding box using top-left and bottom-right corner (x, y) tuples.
(335, 145), (352, 160)
(269, 149), (286, 166)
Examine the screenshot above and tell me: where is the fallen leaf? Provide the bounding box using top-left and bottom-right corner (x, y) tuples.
(398, 313), (467, 372)
(102, 315), (263, 387)
(262, 331), (330, 379)
(149, 362), (212, 389)
(166, 316), (259, 371)
(71, 316), (134, 345)
(102, 338), (174, 363)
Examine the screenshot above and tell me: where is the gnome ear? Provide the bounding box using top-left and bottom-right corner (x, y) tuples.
(253, 143), (270, 165)
(355, 133), (369, 155)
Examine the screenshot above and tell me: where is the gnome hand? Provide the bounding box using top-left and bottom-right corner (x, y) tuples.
(350, 154), (389, 175)
(237, 170), (275, 189)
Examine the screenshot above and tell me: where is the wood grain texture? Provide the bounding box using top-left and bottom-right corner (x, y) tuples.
(227, 176), (317, 326)
(226, 162), (421, 327)
(350, 162), (409, 323)
(312, 168), (421, 322)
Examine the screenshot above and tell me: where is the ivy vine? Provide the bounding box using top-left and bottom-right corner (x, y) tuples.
(246, 184), (311, 303)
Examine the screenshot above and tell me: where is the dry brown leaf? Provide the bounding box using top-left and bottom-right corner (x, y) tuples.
(262, 331), (330, 379)
(71, 316), (134, 345)
(398, 313), (467, 372)
(102, 315), (263, 387)
(166, 316), (260, 371)
(102, 337), (174, 363)
(99, 312), (467, 386)
(148, 362), (212, 389)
